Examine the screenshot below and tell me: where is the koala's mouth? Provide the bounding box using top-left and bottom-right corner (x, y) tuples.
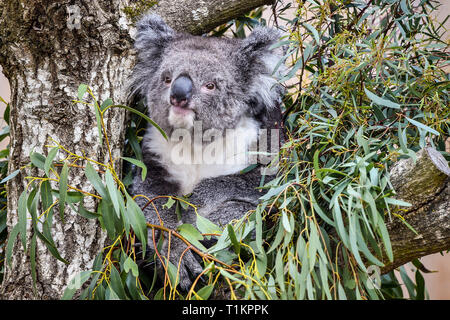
(168, 105), (195, 129)
(171, 105), (194, 116)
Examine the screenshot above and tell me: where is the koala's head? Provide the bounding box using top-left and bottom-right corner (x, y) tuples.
(129, 14), (285, 133)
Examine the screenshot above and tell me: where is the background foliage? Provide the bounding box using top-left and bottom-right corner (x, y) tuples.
(0, 0), (449, 299)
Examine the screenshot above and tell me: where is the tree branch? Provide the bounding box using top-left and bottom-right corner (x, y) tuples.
(382, 147), (450, 273)
(151, 0), (275, 34)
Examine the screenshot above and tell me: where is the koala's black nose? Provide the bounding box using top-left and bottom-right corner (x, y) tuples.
(170, 75), (193, 108)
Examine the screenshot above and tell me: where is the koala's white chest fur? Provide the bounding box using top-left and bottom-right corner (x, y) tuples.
(144, 117), (259, 195)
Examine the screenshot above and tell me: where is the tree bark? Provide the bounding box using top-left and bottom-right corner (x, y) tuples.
(381, 147), (450, 273)
(0, 0), (134, 300)
(152, 0), (275, 35)
(0, 0), (275, 300)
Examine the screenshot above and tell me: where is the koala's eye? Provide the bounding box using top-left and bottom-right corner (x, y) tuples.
(205, 83), (215, 90)
(164, 76), (172, 85)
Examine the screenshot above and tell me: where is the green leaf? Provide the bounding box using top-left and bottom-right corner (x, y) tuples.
(77, 203), (101, 219)
(355, 218), (384, 267)
(0, 169), (20, 184)
(338, 282), (347, 300)
(121, 157), (147, 181)
(313, 149), (321, 181)
(364, 87), (400, 109)
(196, 214), (221, 235)
(378, 219), (393, 262)
(40, 180), (54, 219)
(125, 191), (148, 258)
(177, 223), (206, 251)
(105, 170), (120, 218)
(308, 223), (320, 272)
(6, 224), (20, 267)
(85, 162), (107, 199)
(398, 123), (409, 153)
(0, 210), (6, 234)
(18, 190), (28, 251)
(35, 229), (69, 264)
(193, 285), (215, 300)
(166, 260), (179, 288)
(303, 22), (320, 44)
(117, 191), (130, 237)
(30, 152), (46, 170)
(219, 269), (244, 284)
(400, 265), (416, 299)
(109, 265), (127, 300)
(310, 188), (335, 227)
(240, 163), (258, 174)
(27, 186), (39, 223)
(77, 84), (88, 100)
(153, 287), (165, 300)
(281, 210), (292, 233)
(332, 197), (349, 249)
(30, 233), (37, 296)
(255, 206), (264, 252)
(415, 269), (426, 300)
(100, 98), (113, 112)
(126, 127), (143, 162)
(348, 214), (367, 272)
(99, 199), (116, 240)
(267, 220), (285, 253)
(356, 126), (369, 155)
(275, 249), (286, 296)
(162, 197), (175, 209)
(65, 191), (83, 204)
(412, 258), (435, 274)
(62, 271), (93, 300)
(405, 117), (440, 136)
(384, 197), (412, 207)
(124, 256), (139, 278)
(319, 258), (332, 300)
(227, 224), (240, 255)
(59, 162), (69, 222)
(256, 252), (267, 278)
(44, 147), (59, 177)
(125, 273), (144, 300)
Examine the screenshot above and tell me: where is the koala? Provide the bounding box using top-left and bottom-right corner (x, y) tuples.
(128, 14), (285, 291)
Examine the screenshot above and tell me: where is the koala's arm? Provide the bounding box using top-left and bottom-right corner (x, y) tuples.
(131, 157), (205, 290)
(132, 161), (264, 228)
(130, 159), (266, 290)
(181, 169), (265, 226)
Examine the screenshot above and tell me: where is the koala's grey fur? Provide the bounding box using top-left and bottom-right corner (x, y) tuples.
(128, 14), (285, 291)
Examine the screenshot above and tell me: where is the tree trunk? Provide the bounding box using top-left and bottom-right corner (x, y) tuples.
(0, 0), (134, 300)
(0, 0), (275, 300)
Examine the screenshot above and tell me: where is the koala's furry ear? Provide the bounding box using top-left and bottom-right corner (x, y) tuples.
(134, 14), (175, 51)
(235, 27), (286, 114)
(236, 27), (285, 74)
(128, 14), (175, 101)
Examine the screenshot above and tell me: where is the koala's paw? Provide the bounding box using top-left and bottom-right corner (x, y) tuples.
(169, 247), (205, 292)
(138, 237), (206, 292)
